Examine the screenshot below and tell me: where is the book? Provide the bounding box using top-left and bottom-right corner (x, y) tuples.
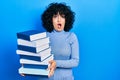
(16, 47), (51, 55)
(17, 48), (51, 61)
(20, 54), (54, 65)
(17, 30), (46, 41)
(19, 67), (49, 76)
(19, 53), (51, 61)
(19, 54), (54, 76)
(17, 37), (50, 47)
(17, 44), (49, 53)
(23, 64), (48, 69)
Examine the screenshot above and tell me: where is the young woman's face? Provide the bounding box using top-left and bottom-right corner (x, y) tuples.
(52, 13), (65, 32)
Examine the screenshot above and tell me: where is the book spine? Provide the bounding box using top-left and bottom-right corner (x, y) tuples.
(23, 64), (48, 69)
(17, 37), (50, 47)
(17, 45), (37, 53)
(20, 53), (51, 62)
(19, 54), (53, 65)
(20, 55), (42, 61)
(16, 47), (51, 56)
(17, 45), (49, 53)
(17, 33), (30, 41)
(19, 67), (49, 76)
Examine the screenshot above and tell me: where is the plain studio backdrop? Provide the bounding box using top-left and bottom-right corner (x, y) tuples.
(0, 0), (120, 80)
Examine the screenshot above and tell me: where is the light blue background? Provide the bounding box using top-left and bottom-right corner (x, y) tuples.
(0, 0), (120, 80)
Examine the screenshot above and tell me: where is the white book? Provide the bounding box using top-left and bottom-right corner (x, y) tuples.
(30, 32), (46, 41)
(17, 37), (50, 47)
(19, 67), (49, 76)
(17, 48), (51, 61)
(35, 44), (49, 53)
(20, 54), (54, 65)
(17, 44), (50, 53)
(16, 47), (51, 56)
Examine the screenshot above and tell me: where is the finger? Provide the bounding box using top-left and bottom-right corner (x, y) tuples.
(48, 69), (54, 77)
(47, 65), (52, 71)
(47, 61), (53, 71)
(49, 60), (54, 64)
(21, 73), (25, 76)
(48, 68), (53, 77)
(48, 68), (54, 77)
(49, 60), (56, 68)
(50, 70), (54, 77)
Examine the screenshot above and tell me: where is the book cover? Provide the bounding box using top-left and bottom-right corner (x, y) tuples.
(19, 53), (51, 61)
(20, 54), (54, 65)
(17, 30), (46, 41)
(16, 47), (51, 55)
(23, 64), (48, 69)
(19, 67), (49, 76)
(17, 44), (49, 53)
(17, 37), (50, 47)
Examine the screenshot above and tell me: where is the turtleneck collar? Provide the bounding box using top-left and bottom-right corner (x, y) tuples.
(53, 30), (65, 34)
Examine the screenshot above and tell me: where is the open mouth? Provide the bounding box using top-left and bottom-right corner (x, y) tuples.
(58, 24), (61, 28)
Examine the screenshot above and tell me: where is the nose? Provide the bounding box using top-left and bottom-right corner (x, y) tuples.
(57, 15), (61, 22)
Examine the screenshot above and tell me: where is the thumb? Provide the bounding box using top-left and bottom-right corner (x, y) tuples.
(49, 60), (54, 64)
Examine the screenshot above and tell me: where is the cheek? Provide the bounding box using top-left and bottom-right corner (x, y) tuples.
(52, 21), (56, 26)
(63, 19), (65, 24)
(52, 18), (56, 23)
(53, 20), (57, 24)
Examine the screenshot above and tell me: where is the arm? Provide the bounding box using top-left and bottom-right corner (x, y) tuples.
(55, 33), (79, 68)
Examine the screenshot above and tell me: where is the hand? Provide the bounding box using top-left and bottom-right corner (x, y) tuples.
(20, 73), (25, 77)
(47, 60), (56, 77)
(20, 64), (25, 77)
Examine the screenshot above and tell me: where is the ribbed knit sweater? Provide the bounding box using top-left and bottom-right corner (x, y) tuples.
(38, 30), (79, 80)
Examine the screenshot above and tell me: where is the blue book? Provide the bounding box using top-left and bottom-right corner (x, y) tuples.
(20, 53), (51, 61)
(19, 67), (49, 76)
(20, 54), (54, 65)
(17, 48), (51, 61)
(17, 30), (46, 41)
(16, 47), (51, 55)
(23, 64), (48, 69)
(17, 44), (49, 53)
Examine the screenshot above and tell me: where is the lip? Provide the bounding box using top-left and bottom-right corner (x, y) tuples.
(57, 23), (61, 26)
(57, 24), (62, 29)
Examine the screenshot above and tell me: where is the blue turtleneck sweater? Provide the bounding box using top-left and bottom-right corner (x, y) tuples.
(38, 30), (79, 80)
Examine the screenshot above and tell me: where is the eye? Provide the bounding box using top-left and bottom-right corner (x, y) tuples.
(53, 15), (57, 18)
(61, 14), (65, 18)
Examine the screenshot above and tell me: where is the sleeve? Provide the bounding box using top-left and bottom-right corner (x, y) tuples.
(55, 33), (79, 68)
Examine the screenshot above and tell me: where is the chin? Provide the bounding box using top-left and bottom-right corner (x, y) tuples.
(57, 30), (63, 32)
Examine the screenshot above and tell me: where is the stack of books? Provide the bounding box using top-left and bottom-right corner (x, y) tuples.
(16, 30), (53, 76)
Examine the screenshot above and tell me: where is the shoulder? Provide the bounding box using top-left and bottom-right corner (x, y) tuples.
(46, 31), (52, 37)
(67, 32), (78, 39)
(66, 32), (78, 43)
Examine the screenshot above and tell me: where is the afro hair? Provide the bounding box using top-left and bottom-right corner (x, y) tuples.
(41, 2), (75, 32)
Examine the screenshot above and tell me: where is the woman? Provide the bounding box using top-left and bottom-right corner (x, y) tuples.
(40, 2), (79, 80)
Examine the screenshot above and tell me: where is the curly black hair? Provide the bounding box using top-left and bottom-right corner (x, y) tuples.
(41, 2), (75, 32)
